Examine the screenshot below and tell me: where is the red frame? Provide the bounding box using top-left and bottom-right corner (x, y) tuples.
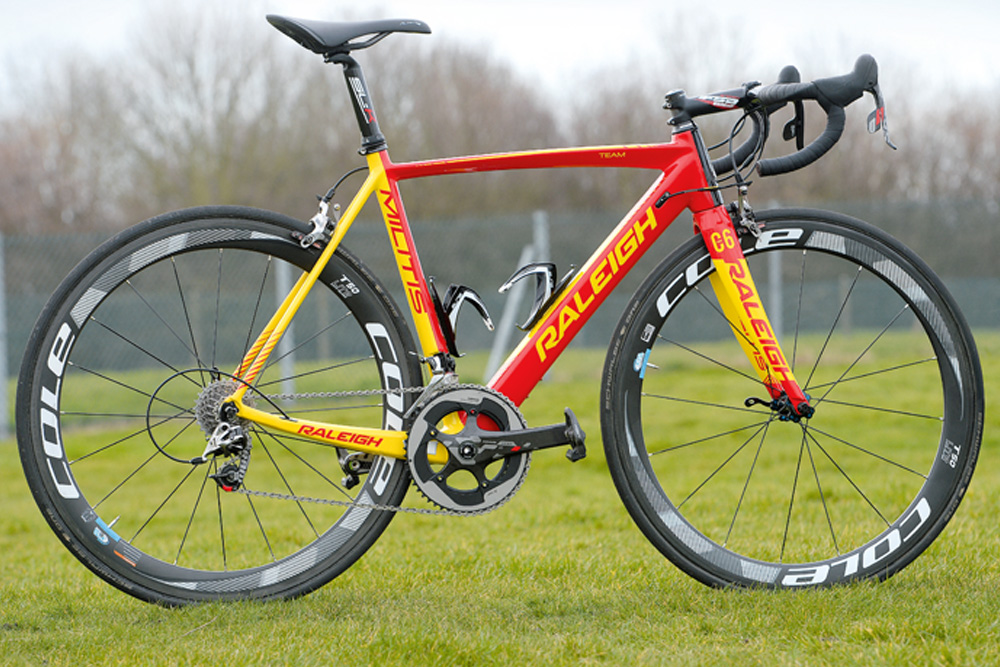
(378, 133), (726, 405)
(232, 126), (810, 457)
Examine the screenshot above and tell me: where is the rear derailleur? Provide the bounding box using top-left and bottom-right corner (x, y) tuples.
(197, 421), (253, 492)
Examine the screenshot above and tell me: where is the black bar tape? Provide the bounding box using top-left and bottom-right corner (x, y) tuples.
(757, 105), (845, 176)
(711, 65), (801, 176)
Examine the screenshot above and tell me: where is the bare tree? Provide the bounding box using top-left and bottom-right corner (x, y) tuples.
(0, 56), (125, 233)
(2, 3), (998, 240)
(110, 5), (360, 221)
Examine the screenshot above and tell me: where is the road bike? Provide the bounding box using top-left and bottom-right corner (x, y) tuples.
(16, 15), (984, 605)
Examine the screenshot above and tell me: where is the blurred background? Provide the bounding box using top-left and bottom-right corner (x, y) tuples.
(1, 1), (997, 433)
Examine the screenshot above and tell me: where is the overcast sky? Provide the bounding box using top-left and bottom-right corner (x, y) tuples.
(2, 0), (997, 98)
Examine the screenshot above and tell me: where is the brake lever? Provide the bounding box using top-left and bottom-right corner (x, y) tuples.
(782, 100), (806, 151)
(867, 82), (898, 150)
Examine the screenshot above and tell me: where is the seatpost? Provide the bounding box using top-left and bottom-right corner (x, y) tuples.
(327, 53), (387, 154)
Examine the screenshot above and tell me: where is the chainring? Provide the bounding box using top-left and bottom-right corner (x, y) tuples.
(406, 385), (530, 514)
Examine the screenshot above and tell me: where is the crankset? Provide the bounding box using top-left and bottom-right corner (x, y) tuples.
(406, 385), (586, 514)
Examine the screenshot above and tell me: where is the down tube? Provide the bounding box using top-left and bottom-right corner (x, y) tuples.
(488, 175), (688, 405)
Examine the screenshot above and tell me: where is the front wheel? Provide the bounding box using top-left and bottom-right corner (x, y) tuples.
(601, 209), (983, 588)
(17, 206), (422, 605)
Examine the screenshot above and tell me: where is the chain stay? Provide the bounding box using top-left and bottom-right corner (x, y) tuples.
(245, 384), (485, 516)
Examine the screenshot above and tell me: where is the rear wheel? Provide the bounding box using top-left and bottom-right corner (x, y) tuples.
(17, 206), (422, 604)
(601, 209), (983, 588)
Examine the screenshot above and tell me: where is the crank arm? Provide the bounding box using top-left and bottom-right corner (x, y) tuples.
(444, 408), (587, 463)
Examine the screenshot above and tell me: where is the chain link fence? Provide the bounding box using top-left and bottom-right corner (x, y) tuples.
(4, 201), (998, 437)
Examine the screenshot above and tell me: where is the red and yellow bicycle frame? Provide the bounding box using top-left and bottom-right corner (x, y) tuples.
(228, 129), (809, 460)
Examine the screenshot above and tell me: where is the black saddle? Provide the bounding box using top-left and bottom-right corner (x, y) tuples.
(267, 14), (431, 55)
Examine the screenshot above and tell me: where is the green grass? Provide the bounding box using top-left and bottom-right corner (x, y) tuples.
(2, 336), (998, 666)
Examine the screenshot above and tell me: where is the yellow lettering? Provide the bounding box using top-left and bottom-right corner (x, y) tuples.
(634, 208), (657, 243)
(711, 232), (725, 253)
(591, 259), (612, 294)
(558, 305), (580, 335)
(574, 290), (594, 312)
(615, 229), (638, 265)
(535, 326), (558, 362)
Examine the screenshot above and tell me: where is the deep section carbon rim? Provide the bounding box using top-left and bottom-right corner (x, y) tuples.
(602, 209), (982, 588)
(17, 207), (420, 603)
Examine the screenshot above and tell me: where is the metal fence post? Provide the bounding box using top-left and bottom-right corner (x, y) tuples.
(0, 231), (7, 439)
(483, 211), (549, 382)
(768, 250), (782, 343)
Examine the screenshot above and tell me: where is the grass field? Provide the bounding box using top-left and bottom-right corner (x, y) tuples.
(2, 336), (997, 666)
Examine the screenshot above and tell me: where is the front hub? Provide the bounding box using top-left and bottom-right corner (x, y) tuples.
(745, 393), (814, 422)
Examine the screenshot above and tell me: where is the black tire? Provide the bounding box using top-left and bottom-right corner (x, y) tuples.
(17, 206), (422, 605)
(601, 209), (983, 588)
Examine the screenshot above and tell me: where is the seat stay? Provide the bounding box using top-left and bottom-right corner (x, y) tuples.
(263, 13), (812, 418)
(231, 164), (383, 394)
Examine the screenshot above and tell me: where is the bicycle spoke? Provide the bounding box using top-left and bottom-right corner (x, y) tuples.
(790, 248), (808, 372)
(89, 449), (161, 509)
(69, 362), (170, 410)
(803, 265), (862, 390)
(90, 418), (198, 509)
(86, 318), (201, 388)
(643, 391), (766, 415)
(245, 494), (278, 563)
(810, 304), (911, 407)
(61, 411), (167, 420)
(655, 336), (761, 385)
(780, 433), (807, 563)
(805, 428), (891, 527)
(241, 255), (273, 364)
(805, 424), (928, 478)
(174, 465), (214, 565)
(215, 474), (228, 571)
(817, 398), (942, 421)
(806, 357), (936, 392)
(171, 257), (206, 381)
(70, 409), (195, 464)
(254, 426), (354, 503)
(126, 278), (199, 365)
(262, 311), (354, 371)
(131, 464), (200, 543)
(68, 362), (194, 414)
(646, 420), (771, 457)
(723, 421), (770, 547)
(212, 248), (224, 369)
(805, 431), (840, 555)
(676, 421), (770, 509)
(256, 438), (320, 537)
(255, 356), (374, 390)
(277, 402), (384, 416)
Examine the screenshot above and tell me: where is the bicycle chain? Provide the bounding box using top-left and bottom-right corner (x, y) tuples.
(263, 386), (426, 402)
(242, 385), (490, 516)
(234, 485), (487, 517)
